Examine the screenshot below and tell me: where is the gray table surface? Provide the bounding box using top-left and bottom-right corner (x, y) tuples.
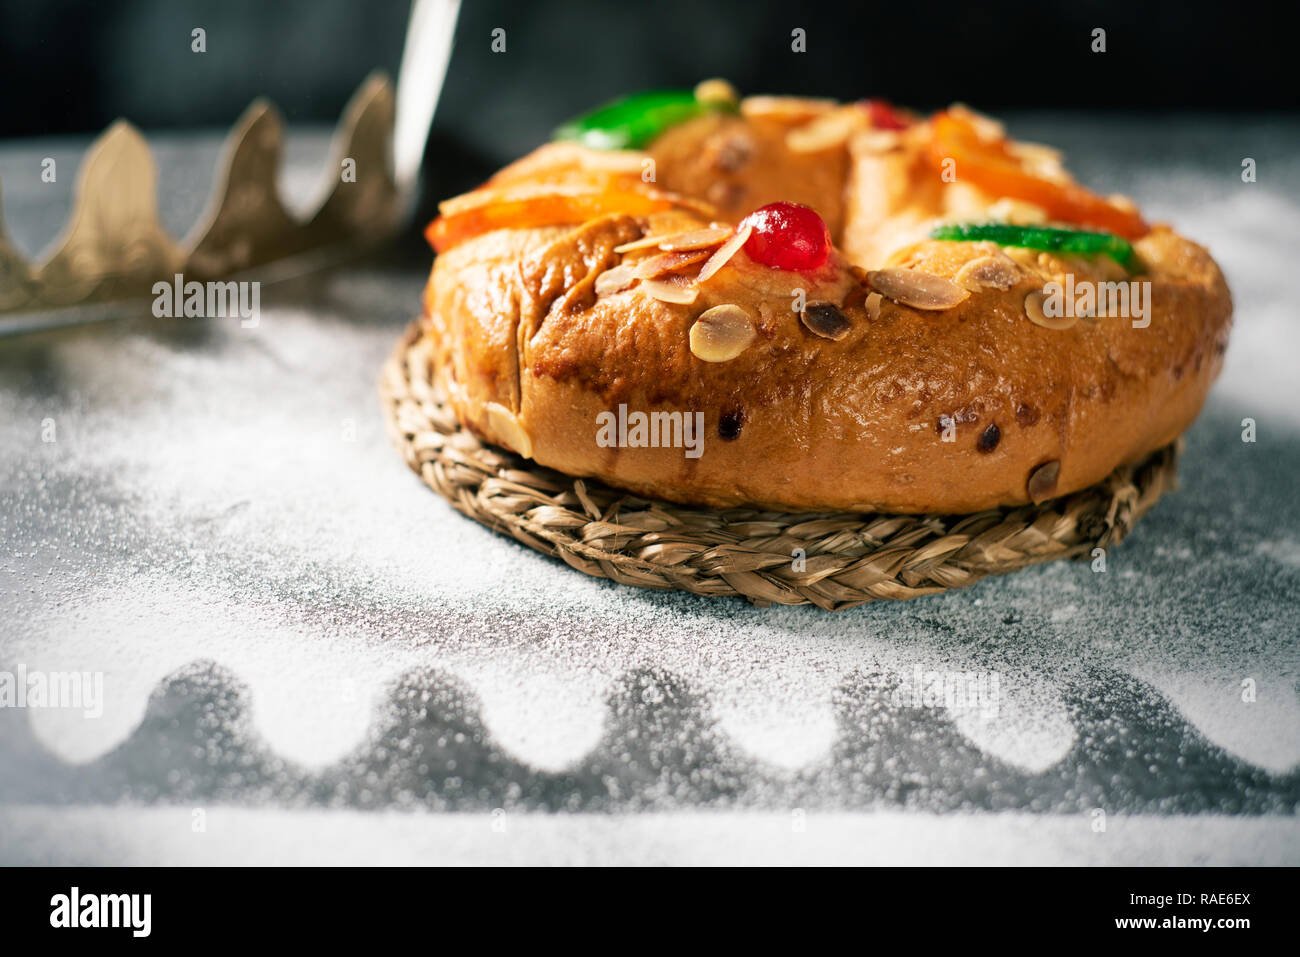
(0, 116), (1297, 865)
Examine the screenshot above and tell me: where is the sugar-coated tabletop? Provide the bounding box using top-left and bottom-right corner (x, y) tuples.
(1, 116), (1297, 864)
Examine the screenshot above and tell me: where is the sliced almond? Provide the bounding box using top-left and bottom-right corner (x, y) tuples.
(955, 255), (1021, 292)
(1026, 460), (1060, 503)
(1024, 290), (1078, 330)
(856, 128), (904, 154)
(694, 78), (739, 107)
(695, 221), (752, 283)
(613, 226), (730, 255)
(1006, 141), (1067, 183)
(1007, 140), (1063, 164)
(949, 103), (1005, 142)
(594, 263), (638, 297)
(800, 302), (852, 341)
(689, 304), (756, 362)
(484, 401), (533, 459)
(657, 226), (733, 251)
(633, 249), (713, 280)
(986, 197), (1049, 226)
(866, 269), (970, 311)
(1108, 193), (1139, 213)
(1087, 254), (1130, 283)
(786, 106), (863, 153)
(1002, 245), (1048, 275)
(641, 278), (699, 305)
(741, 95), (838, 121)
(614, 234), (674, 254)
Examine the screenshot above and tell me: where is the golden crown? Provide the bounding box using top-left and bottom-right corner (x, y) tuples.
(0, 72), (400, 322)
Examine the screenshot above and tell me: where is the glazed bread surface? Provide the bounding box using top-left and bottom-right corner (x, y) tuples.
(422, 97), (1232, 513)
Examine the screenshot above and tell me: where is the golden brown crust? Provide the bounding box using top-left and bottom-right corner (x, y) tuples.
(422, 99), (1233, 513)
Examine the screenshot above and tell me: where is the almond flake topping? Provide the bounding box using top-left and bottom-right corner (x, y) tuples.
(1024, 290), (1079, 330)
(689, 304), (757, 361)
(641, 278), (699, 305)
(695, 221), (753, 284)
(632, 249), (713, 280)
(594, 263), (638, 297)
(866, 269), (970, 310)
(656, 226), (733, 251)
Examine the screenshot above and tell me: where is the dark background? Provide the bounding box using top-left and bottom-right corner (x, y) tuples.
(0, 0), (1290, 221)
(3, 0), (1290, 137)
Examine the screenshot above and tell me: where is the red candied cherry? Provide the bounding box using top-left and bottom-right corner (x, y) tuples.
(739, 202), (832, 271)
(862, 98), (909, 130)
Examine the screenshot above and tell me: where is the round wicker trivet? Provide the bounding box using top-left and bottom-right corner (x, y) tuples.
(381, 323), (1179, 610)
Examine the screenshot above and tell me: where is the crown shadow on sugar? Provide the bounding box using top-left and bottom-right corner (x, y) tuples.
(0, 659), (1295, 814)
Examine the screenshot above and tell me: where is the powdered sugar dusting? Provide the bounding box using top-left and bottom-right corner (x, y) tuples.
(2, 117), (1299, 862)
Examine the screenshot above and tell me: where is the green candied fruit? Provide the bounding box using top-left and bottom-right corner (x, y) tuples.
(928, 222), (1135, 267)
(553, 89), (736, 151)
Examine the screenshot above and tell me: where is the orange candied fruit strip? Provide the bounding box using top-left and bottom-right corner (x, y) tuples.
(926, 111), (1149, 240)
(426, 189), (676, 253)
